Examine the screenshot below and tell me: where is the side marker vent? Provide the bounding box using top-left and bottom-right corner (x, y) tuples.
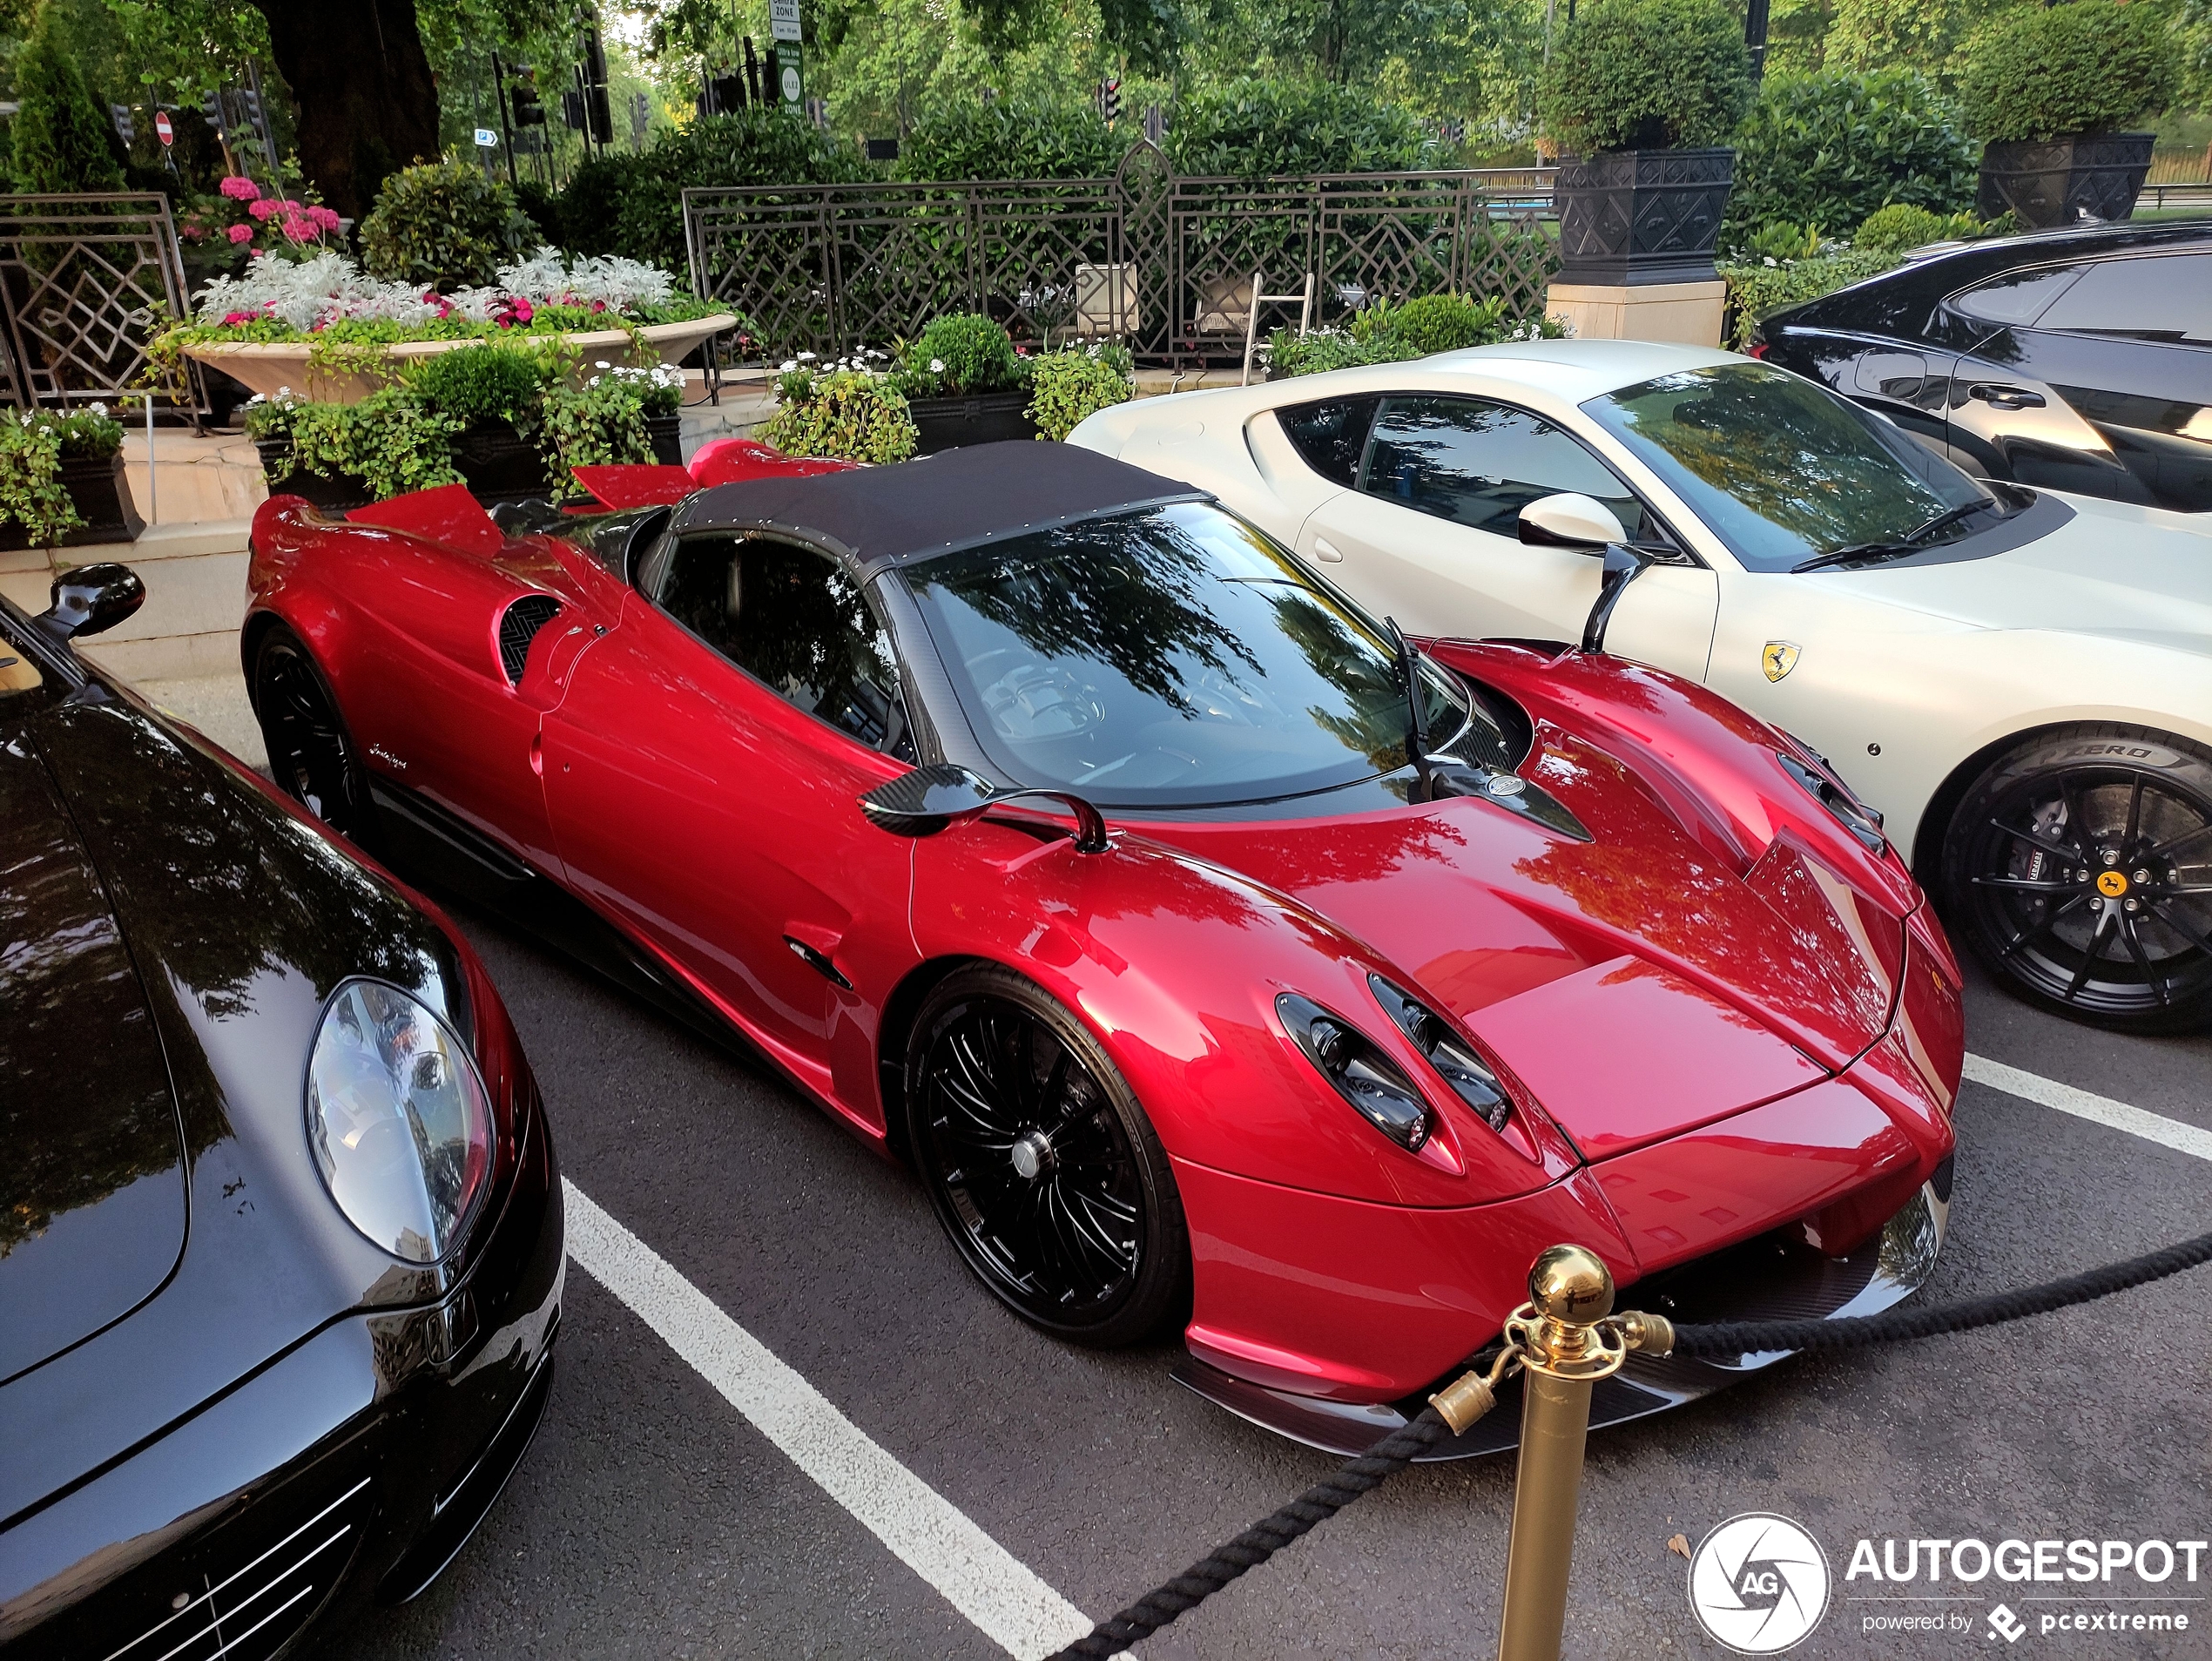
(498, 595), (562, 685)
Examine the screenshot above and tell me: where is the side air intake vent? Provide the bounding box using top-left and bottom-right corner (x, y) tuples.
(498, 595), (562, 685)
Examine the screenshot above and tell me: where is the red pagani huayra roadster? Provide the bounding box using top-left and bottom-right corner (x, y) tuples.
(243, 439), (1962, 1455)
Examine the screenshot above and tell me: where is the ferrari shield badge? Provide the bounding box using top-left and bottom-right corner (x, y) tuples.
(1762, 641), (1801, 682)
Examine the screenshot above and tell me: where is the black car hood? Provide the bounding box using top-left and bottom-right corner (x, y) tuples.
(0, 732), (185, 1385)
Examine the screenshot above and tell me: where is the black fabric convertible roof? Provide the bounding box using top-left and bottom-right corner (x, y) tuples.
(676, 440), (1204, 568)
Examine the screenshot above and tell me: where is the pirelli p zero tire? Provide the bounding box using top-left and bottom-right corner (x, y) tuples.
(251, 621), (380, 849)
(905, 964), (1190, 1347)
(1942, 724), (2212, 1035)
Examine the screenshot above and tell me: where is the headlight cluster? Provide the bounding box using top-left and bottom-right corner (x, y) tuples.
(1278, 977), (1514, 1154)
(307, 979), (493, 1262)
(1776, 747), (1886, 855)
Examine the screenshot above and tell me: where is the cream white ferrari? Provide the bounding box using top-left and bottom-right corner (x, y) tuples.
(1069, 340), (2212, 1033)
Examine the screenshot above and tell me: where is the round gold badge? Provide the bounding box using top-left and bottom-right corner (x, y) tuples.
(2096, 870), (2128, 898)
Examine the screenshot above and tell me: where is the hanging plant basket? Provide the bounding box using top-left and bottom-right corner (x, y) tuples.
(0, 452), (145, 550)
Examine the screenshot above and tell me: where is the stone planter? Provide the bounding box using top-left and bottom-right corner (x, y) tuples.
(0, 451), (145, 550)
(1554, 147), (1736, 286)
(909, 391), (1037, 455)
(184, 314), (738, 404)
(1977, 133), (2155, 230)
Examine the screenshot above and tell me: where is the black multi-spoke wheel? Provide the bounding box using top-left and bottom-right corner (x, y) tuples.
(251, 624), (377, 845)
(905, 966), (1189, 1345)
(1945, 726), (2212, 1034)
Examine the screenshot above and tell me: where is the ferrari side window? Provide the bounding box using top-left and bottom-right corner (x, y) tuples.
(1278, 396), (1379, 486)
(657, 534), (913, 757)
(1360, 396), (1652, 543)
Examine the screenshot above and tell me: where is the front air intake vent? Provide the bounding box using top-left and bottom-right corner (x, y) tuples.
(498, 595), (562, 684)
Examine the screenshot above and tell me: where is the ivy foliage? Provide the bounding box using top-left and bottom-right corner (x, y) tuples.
(0, 407), (124, 544)
(1025, 344), (1135, 441)
(1957, 2), (2182, 144)
(1726, 71), (1978, 244)
(10, 3), (125, 193)
(361, 162), (543, 292)
(762, 368), (919, 463)
(537, 367), (683, 500)
(1538, 0), (1754, 154)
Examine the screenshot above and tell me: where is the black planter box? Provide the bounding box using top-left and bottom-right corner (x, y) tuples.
(258, 413), (683, 513)
(1554, 147), (1735, 287)
(1977, 132), (2155, 230)
(0, 450), (145, 550)
(909, 391), (1037, 455)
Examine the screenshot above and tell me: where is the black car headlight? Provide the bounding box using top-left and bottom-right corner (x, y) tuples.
(1277, 992), (1433, 1152)
(307, 978), (493, 1262)
(1776, 746), (1886, 855)
(1366, 975), (1513, 1132)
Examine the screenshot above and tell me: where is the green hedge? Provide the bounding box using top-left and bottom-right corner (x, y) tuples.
(361, 162), (541, 292)
(896, 98), (1127, 182)
(1163, 79), (1429, 178)
(1719, 249), (1898, 349)
(1726, 71), (1977, 246)
(1538, 0), (1753, 154)
(1959, 2), (2182, 144)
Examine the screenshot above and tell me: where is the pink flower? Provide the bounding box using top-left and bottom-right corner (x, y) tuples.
(226, 224), (253, 245)
(308, 205), (341, 231)
(282, 199), (305, 213)
(220, 308), (257, 325)
(280, 216), (315, 244)
(510, 296), (534, 323)
(219, 175), (260, 202)
(590, 299), (607, 313)
(247, 199), (277, 222)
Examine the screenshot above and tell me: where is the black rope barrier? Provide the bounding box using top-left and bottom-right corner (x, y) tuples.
(1053, 1224), (2212, 1657)
(1049, 1408), (1452, 1658)
(1669, 1224), (2212, 1358)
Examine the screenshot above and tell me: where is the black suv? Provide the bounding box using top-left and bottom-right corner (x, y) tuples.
(1753, 221), (2212, 513)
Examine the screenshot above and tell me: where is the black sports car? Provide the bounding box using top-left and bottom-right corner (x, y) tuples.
(1753, 220), (2212, 513)
(0, 566), (563, 1656)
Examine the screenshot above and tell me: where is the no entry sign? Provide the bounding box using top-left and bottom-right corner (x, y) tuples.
(153, 110), (173, 146)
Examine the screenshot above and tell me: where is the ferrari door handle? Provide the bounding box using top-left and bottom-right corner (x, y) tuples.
(1968, 382), (2046, 410)
(1312, 537), (1345, 563)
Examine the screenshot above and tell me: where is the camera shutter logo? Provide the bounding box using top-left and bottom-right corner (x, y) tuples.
(1688, 1513), (1831, 1653)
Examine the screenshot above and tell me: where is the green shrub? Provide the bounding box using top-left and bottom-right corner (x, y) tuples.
(1852, 202), (1985, 254)
(361, 162), (541, 292)
(1026, 344), (1134, 441)
(402, 343), (558, 427)
(0, 415), (76, 545)
(1269, 293), (1568, 376)
(1730, 221), (1830, 262)
(762, 368), (917, 463)
(1539, 0), (1754, 154)
(1958, 2), (2182, 144)
(553, 111), (857, 265)
(538, 365), (684, 499)
(1165, 79), (1429, 177)
(897, 98), (1127, 182)
(1726, 71), (1978, 244)
(894, 314), (1027, 398)
(10, 3), (125, 194)
(1719, 248), (1898, 349)
(260, 387), (469, 502)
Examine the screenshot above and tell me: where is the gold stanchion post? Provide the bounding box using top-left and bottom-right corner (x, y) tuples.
(1494, 1245), (1627, 1661)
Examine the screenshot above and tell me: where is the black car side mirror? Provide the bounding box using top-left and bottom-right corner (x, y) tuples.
(860, 762), (1109, 853)
(37, 563), (145, 645)
(1580, 542), (1656, 656)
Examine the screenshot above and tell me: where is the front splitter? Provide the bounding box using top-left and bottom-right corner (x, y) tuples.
(1173, 1165), (1950, 1460)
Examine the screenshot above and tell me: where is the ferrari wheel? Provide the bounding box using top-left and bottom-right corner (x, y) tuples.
(251, 623), (377, 846)
(1943, 725), (2212, 1033)
(906, 966), (1190, 1346)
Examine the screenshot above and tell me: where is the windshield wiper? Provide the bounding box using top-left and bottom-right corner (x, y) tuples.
(1791, 498), (1999, 574)
(1384, 616), (1429, 770)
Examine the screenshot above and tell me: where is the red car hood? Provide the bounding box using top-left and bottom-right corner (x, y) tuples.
(1143, 725), (1905, 1163)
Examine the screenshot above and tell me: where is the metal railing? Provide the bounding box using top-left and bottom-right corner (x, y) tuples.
(2134, 180), (2212, 212)
(0, 193), (202, 414)
(684, 143), (1560, 366)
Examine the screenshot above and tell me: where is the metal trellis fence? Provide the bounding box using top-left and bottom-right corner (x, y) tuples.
(0, 194), (204, 415)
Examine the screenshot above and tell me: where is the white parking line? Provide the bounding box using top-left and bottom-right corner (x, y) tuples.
(562, 1178), (1096, 1661)
(1964, 1052), (2212, 1165)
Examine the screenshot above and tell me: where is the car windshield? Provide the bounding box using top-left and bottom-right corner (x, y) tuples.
(1581, 362), (2000, 572)
(899, 501), (1489, 808)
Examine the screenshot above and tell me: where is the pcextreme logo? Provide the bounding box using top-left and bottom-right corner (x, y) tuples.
(1689, 1513), (1832, 1654)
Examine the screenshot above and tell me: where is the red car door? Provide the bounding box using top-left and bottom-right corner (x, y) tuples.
(539, 528), (921, 1131)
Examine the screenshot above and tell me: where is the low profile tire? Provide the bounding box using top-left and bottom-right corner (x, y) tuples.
(251, 622), (379, 847)
(905, 965), (1190, 1347)
(1941, 725), (2212, 1034)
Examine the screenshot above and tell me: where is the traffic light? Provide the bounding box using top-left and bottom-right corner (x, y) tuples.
(111, 104), (135, 145)
(510, 71), (546, 128)
(201, 91), (223, 132)
(1096, 78), (1121, 125)
(561, 87), (587, 131)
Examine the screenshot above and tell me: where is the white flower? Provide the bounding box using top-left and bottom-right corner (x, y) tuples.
(780, 360), (798, 373)
(797, 351), (817, 361)
(595, 359), (611, 369)
(1763, 256), (1778, 268)
(277, 385), (292, 397)
(929, 358), (945, 374)
(90, 402), (107, 416)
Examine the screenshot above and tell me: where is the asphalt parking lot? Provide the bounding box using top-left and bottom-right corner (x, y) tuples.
(327, 905), (2212, 1661)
